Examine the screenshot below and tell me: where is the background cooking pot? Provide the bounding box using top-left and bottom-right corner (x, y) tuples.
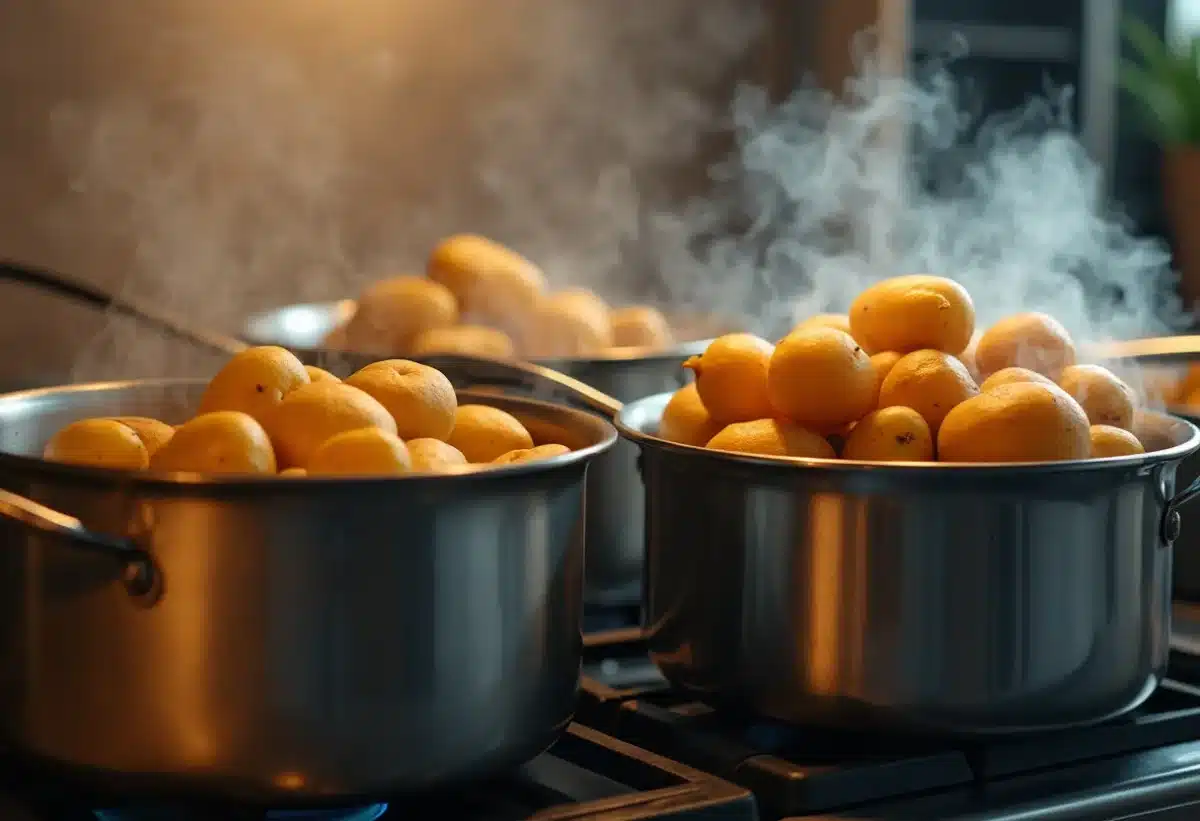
(451, 357), (1200, 735)
(0, 260), (715, 606)
(242, 300), (713, 606)
(0, 367), (616, 803)
(1086, 336), (1200, 604)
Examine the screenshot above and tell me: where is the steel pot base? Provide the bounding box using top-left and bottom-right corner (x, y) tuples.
(0, 378), (617, 801)
(617, 393), (1200, 735)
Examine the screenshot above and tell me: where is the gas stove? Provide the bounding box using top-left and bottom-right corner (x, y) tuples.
(10, 603), (1200, 821)
(0, 723), (756, 821)
(581, 625), (1200, 821)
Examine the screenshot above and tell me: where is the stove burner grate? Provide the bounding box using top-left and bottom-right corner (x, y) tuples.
(93, 804), (388, 821)
(581, 628), (1200, 819)
(0, 722), (755, 820)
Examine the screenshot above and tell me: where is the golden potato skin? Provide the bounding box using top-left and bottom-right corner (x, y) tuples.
(849, 275), (975, 355)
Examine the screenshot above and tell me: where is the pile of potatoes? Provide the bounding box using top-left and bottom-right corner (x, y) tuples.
(658, 274), (1147, 463)
(325, 234), (678, 359)
(41, 346), (573, 477)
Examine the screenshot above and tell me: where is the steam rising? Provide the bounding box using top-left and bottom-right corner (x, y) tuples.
(52, 11), (1182, 384)
(53, 1), (758, 380)
(651, 40), (1185, 346)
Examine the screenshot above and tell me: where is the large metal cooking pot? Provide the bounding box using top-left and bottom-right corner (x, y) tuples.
(629, 401), (1200, 734)
(0, 369), (616, 803)
(241, 301), (709, 606)
(0, 260), (712, 605)
(453, 357), (1200, 734)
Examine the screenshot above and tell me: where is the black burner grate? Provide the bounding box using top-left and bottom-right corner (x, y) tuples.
(581, 629), (1200, 819)
(0, 725), (758, 821)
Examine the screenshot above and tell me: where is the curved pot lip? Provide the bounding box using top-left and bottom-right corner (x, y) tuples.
(0, 378), (618, 492)
(615, 391), (1200, 477)
(241, 300), (718, 366)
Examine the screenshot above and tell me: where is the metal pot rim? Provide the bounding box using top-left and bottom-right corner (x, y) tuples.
(241, 300), (717, 365)
(0, 377), (618, 491)
(615, 391), (1200, 476)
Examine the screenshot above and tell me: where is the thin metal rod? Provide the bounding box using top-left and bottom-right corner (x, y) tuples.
(0, 260), (248, 358)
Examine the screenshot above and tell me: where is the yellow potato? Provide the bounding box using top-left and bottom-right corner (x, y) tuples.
(1056, 364), (1136, 431)
(979, 367), (1054, 393)
(43, 419), (149, 470)
(198, 346), (310, 426)
(974, 312), (1076, 380)
(446, 405), (534, 462)
(705, 418), (836, 459)
(869, 351), (903, 394)
(427, 235), (546, 332)
(265, 382), (397, 469)
(410, 325), (517, 359)
(150, 411), (276, 475)
(342, 275), (458, 353)
(768, 328), (877, 430)
(1089, 424), (1145, 458)
(937, 382), (1090, 463)
(344, 359), (457, 441)
(492, 443), (572, 465)
(279, 467), (308, 477)
(842, 406), (934, 462)
(849, 275), (975, 355)
(956, 331), (983, 379)
(790, 313), (853, 338)
(307, 427), (413, 476)
(439, 463), (487, 476)
(322, 321), (350, 351)
(657, 383), (722, 447)
(107, 416), (175, 457)
(682, 334), (775, 425)
(304, 366), (341, 384)
(609, 305), (675, 349)
(407, 438), (469, 473)
(878, 349), (980, 434)
(524, 290), (614, 357)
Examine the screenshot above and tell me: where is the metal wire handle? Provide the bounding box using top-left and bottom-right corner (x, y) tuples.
(0, 260), (248, 358)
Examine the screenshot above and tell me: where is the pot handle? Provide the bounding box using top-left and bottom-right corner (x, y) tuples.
(0, 488), (163, 605)
(414, 354), (625, 419)
(0, 260), (248, 358)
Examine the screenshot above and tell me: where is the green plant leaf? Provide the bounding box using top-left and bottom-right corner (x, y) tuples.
(1120, 60), (1187, 143)
(1124, 16), (1177, 79)
(1120, 15), (1200, 144)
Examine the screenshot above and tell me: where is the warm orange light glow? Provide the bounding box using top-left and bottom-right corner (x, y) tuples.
(159, 506), (218, 764)
(805, 493), (844, 693)
(274, 771), (307, 790)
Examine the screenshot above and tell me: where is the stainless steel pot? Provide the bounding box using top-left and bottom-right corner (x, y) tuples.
(0, 366), (617, 803)
(1173, 418), (1200, 601)
(242, 300), (710, 605)
(630, 402), (1200, 734)
(0, 260), (716, 606)
(466, 361), (1200, 734)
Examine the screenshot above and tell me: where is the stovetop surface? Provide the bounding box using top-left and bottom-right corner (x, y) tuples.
(0, 724), (756, 821)
(582, 625), (1200, 820)
(11, 602), (1200, 821)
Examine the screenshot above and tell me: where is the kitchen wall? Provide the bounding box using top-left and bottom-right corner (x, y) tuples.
(0, 0), (760, 387)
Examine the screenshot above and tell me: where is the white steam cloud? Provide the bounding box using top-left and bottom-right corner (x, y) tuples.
(50, 11), (1182, 385)
(52, 1), (759, 380)
(650, 38), (1185, 347)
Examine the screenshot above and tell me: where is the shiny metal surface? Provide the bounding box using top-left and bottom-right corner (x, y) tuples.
(614, 392), (1200, 733)
(1173, 428), (1200, 601)
(0, 376), (617, 802)
(243, 300), (707, 604)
